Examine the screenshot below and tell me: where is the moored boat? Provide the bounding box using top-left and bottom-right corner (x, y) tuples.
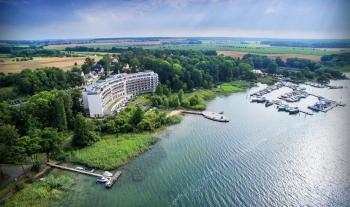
(278, 105), (288, 111)
(288, 107), (299, 114)
(96, 176), (110, 183)
(265, 101), (273, 107)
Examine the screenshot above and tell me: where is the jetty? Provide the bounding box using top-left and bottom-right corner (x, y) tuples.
(299, 110), (313, 115)
(182, 111), (229, 122)
(47, 162), (102, 177)
(105, 171), (122, 188)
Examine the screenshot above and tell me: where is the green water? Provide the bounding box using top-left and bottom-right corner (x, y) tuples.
(53, 79), (350, 207)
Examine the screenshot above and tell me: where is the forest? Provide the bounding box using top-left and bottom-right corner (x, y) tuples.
(0, 46), (63, 57)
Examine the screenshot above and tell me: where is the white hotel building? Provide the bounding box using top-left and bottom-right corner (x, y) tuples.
(82, 71), (158, 118)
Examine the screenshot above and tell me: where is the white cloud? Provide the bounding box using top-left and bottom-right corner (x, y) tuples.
(264, 7), (275, 14)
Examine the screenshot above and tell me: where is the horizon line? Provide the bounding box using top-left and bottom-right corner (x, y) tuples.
(1, 36), (350, 42)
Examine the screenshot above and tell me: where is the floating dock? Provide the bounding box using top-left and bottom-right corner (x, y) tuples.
(182, 111), (229, 122)
(47, 162), (102, 177)
(105, 171), (122, 188)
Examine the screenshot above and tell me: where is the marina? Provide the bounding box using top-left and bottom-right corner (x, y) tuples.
(250, 80), (345, 115)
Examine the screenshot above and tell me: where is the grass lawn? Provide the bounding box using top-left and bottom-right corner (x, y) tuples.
(69, 133), (157, 170)
(218, 83), (245, 93)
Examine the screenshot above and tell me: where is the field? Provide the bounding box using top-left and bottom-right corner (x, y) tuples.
(147, 43), (347, 56)
(0, 56), (101, 73)
(69, 133), (157, 170)
(217, 51), (322, 61)
(45, 40), (162, 50)
(44, 40), (347, 58)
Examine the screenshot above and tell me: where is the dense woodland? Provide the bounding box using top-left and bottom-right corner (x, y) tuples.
(0, 48), (348, 170)
(0, 46), (63, 57)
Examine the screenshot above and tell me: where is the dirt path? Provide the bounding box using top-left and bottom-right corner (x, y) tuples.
(166, 110), (183, 117)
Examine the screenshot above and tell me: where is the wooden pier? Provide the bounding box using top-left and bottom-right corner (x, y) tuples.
(182, 110), (229, 122)
(105, 171), (122, 188)
(182, 111), (202, 115)
(47, 162), (102, 177)
(299, 110), (313, 115)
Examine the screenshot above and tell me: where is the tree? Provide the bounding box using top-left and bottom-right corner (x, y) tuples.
(60, 92), (73, 128)
(98, 55), (112, 76)
(16, 135), (41, 163)
(73, 113), (99, 147)
(178, 89), (184, 105)
(0, 124), (20, 163)
(70, 89), (83, 115)
(267, 61), (278, 74)
(0, 125), (27, 173)
(51, 95), (67, 131)
(81, 57), (95, 74)
(39, 128), (63, 161)
(130, 107), (144, 127)
(169, 96), (180, 108)
(189, 95), (200, 106)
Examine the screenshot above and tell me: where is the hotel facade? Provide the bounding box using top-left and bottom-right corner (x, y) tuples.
(83, 71), (158, 118)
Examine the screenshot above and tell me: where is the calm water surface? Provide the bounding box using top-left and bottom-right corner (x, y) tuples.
(56, 79), (350, 207)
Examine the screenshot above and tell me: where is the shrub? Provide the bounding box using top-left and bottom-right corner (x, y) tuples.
(14, 182), (25, 192)
(43, 175), (74, 190)
(31, 161), (41, 173)
(166, 115), (182, 125)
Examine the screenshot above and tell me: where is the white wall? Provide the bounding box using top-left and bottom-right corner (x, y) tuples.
(87, 94), (104, 118)
(82, 91), (89, 109)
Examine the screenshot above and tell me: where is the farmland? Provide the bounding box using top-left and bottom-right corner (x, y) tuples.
(45, 40), (162, 50)
(217, 51), (322, 61)
(0, 56), (102, 73)
(146, 44), (344, 56)
(45, 41), (347, 57)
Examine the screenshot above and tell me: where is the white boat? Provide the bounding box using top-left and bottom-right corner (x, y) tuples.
(96, 176), (110, 183)
(289, 107), (300, 114)
(75, 166), (84, 171)
(103, 171), (113, 177)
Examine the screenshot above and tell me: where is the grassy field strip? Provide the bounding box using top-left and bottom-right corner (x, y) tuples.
(69, 133), (157, 170)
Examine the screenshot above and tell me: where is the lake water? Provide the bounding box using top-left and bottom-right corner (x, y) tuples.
(55, 78), (350, 207)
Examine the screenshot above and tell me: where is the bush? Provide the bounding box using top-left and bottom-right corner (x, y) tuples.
(25, 176), (36, 184)
(166, 115), (182, 125)
(31, 161), (41, 172)
(44, 175), (74, 190)
(14, 182), (25, 192)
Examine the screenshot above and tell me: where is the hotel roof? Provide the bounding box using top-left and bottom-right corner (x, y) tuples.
(84, 71), (157, 94)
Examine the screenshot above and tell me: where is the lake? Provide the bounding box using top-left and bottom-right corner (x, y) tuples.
(55, 78), (350, 207)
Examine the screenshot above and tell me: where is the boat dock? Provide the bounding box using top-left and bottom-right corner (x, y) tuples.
(299, 110), (313, 115)
(182, 111), (229, 122)
(105, 171), (122, 188)
(47, 162), (102, 177)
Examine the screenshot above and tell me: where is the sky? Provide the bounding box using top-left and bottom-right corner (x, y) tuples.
(0, 0), (349, 40)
